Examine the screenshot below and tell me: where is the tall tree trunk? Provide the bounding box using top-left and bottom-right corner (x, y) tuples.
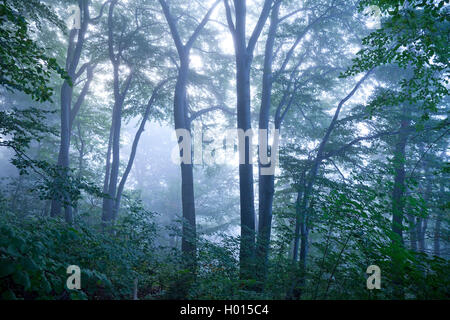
(417, 146), (431, 253)
(50, 0), (90, 224)
(159, 0), (220, 272)
(74, 122), (85, 217)
(102, 67), (124, 223)
(113, 79), (170, 222)
(292, 189), (303, 262)
(104, 77), (125, 222)
(224, 0), (273, 281)
(407, 213), (418, 252)
(255, 1), (280, 286)
(101, 0), (133, 224)
(255, 1), (335, 286)
(391, 112), (410, 299)
(174, 60), (196, 264)
(102, 122), (113, 218)
(405, 186), (418, 251)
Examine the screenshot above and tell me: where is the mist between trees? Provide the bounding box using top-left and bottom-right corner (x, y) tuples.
(171, 128), (279, 173)
(0, 0), (448, 300)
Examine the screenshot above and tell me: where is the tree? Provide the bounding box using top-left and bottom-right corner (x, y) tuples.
(158, 0), (222, 271)
(50, 0), (108, 223)
(101, 0), (170, 224)
(223, 0), (274, 281)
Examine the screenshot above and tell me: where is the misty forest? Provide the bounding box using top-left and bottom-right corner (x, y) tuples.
(0, 0), (449, 300)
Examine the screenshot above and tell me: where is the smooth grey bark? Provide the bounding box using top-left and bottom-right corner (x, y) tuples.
(103, 123), (113, 196)
(102, 79), (166, 226)
(113, 79), (171, 217)
(50, 0), (107, 223)
(255, 2), (350, 285)
(159, 0), (220, 267)
(73, 121), (85, 217)
(102, 0), (133, 224)
(224, 0), (273, 281)
(255, 1), (280, 286)
(50, 0), (91, 224)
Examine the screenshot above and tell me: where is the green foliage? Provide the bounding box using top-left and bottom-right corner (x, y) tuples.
(0, 0), (447, 302)
(0, 202), (158, 300)
(344, 0), (449, 117)
(0, 0), (68, 102)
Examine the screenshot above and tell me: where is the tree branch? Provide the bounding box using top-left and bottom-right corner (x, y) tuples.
(189, 104), (236, 124)
(247, 0), (273, 55)
(159, 0), (185, 56)
(322, 130), (400, 160)
(185, 0), (221, 51)
(70, 64), (95, 131)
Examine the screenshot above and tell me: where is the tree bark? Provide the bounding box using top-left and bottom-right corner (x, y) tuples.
(50, 0), (91, 224)
(255, 1), (280, 286)
(159, 0), (220, 271)
(224, 0), (273, 281)
(102, 0), (133, 224)
(113, 79), (170, 220)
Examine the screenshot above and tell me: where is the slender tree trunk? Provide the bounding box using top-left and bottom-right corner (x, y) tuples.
(236, 54), (256, 280)
(391, 113), (410, 299)
(159, 0), (220, 273)
(405, 186), (418, 251)
(407, 213), (418, 251)
(225, 0), (273, 281)
(255, 1), (280, 286)
(173, 60), (197, 264)
(74, 122), (85, 217)
(50, 81), (74, 223)
(292, 190), (303, 262)
(113, 79), (169, 222)
(392, 119), (410, 243)
(417, 148), (431, 253)
(104, 77), (123, 222)
(102, 123), (113, 213)
(50, 0), (90, 224)
(101, 0), (132, 224)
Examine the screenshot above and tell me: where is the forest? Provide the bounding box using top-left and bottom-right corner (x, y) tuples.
(0, 0), (448, 301)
